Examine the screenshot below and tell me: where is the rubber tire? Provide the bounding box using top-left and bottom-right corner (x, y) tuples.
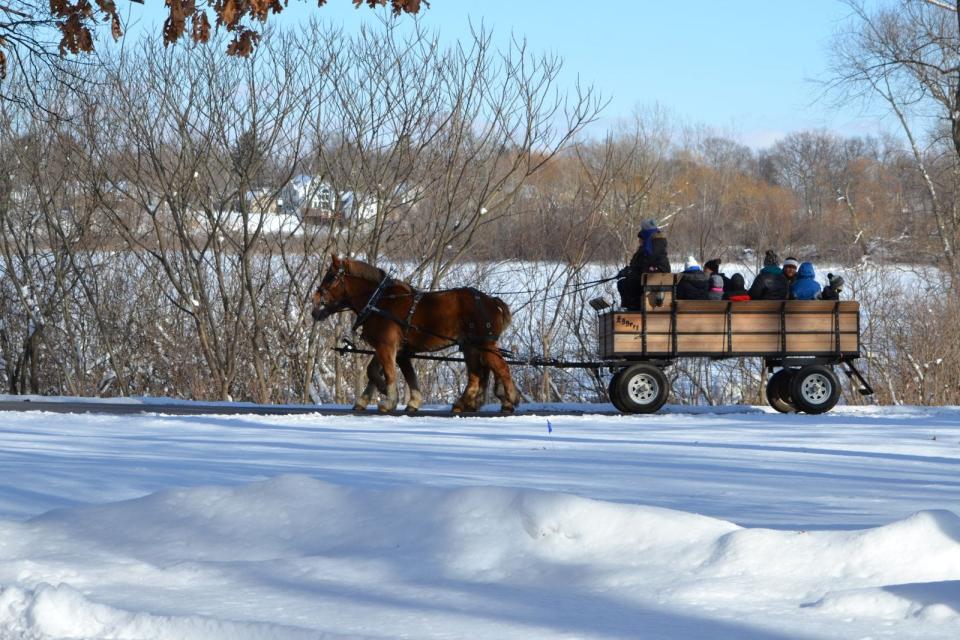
(607, 370), (628, 412)
(614, 363), (669, 414)
(766, 368), (797, 413)
(790, 365), (841, 415)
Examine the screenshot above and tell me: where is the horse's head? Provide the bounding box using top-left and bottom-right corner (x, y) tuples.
(311, 254), (350, 322)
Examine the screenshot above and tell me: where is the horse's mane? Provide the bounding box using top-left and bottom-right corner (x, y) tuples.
(343, 257), (389, 282)
(343, 257), (415, 291)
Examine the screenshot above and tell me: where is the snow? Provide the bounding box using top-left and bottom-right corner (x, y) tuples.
(1, 403), (959, 638)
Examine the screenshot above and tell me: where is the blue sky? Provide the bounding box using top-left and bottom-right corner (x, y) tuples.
(124, 0), (885, 147)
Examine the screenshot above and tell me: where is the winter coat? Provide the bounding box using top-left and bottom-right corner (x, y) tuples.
(748, 266), (789, 301)
(676, 268), (710, 300)
(616, 273), (645, 309)
(723, 273), (751, 301)
(716, 271), (732, 292)
(628, 232), (670, 274)
(819, 286), (840, 301)
(707, 274), (725, 300)
(791, 262), (822, 300)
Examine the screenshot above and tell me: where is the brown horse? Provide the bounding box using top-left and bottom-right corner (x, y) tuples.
(311, 255), (521, 413)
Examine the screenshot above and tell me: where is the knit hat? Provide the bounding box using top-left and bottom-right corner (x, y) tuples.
(827, 273), (845, 289)
(684, 256), (701, 271)
(704, 258), (721, 273)
(763, 250), (779, 267)
(710, 274), (724, 291)
(638, 218), (659, 236)
(783, 257), (800, 269)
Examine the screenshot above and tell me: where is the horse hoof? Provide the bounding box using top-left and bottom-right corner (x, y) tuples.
(500, 404), (515, 413)
(451, 404), (464, 414)
(352, 404), (366, 412)
(405, 406), (420, 414)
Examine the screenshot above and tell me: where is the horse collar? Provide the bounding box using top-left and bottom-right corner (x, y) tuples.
(351, 273), (393, 333)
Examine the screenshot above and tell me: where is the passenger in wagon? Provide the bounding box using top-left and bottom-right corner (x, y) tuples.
(748, 250), (789, 300)
(819, 273), (844, 300)
(723, 273), (751, 301)
(616, 218), (670, 308)
(704, 259), (730, 290)
(676, 256), (711, 300)
(790, 262), (822, 300)
(782, 257), (800, 289)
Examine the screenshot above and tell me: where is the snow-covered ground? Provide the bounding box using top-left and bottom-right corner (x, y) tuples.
(1, 403), (959, 639)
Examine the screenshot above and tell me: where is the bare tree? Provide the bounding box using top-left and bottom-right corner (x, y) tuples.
(831, 0), (960, 288)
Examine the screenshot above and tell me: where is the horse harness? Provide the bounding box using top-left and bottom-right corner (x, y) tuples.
(350, 271), (394, 333)
(352, 275), (499, 348)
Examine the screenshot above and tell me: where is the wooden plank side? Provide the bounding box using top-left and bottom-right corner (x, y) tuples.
(677, 334), (726, 352)
(732, 314), (779, 333)
(675, 313), (727, 333)
(642, 273), (680, 286)
(734, 301), (785, 313)
(785, 314), (834, 332)
(731, 334), (781, 352)
(845, 333), (859, 352)
(613, 333), (646, 354)
(785, 333), (859, 353)
(644, 335), (671, 353)
(675, 300), (728, 313)
(645, 315), (672, 333)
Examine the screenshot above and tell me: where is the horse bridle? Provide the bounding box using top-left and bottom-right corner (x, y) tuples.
(312, 263), (350, 320)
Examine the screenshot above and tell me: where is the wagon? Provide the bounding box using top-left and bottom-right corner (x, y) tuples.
(597, 273), (874, 414)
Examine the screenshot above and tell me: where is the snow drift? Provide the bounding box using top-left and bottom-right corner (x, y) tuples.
(2, 476), (959, 639)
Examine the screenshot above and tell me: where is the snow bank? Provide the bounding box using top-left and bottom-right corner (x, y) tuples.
(2, 476), (959, 639)
(0, 583), (323, 640)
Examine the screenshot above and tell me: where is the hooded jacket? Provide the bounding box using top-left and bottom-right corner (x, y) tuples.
(628, 231), (670, 274)
(676, 267), (710, 300)
(723, 273), (751, 301)
(791, 262), (822, 300)
(748, 266), (788, 300)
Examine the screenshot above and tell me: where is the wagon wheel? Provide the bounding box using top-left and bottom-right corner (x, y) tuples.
(607, 370), (628, 412)
(790, 365), (841, 414)
(766, 368), (797, 414)
(614, 364), (669, 414)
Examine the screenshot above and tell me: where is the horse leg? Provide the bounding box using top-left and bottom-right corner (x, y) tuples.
(482, 346), (521, 413)
(452, 348), (483, 413)
(473, 364), (491, 411)
(398, 353), (422, 413)
(375, 344), (400, 413)
(354, 356), (385, 411)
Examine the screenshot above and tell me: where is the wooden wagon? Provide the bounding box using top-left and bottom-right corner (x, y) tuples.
(597, 273), (873, 414)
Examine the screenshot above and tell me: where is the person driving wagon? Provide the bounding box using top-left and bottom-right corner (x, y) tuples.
(617, 218), (669, 309)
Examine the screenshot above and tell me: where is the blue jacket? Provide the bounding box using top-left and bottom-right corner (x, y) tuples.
(791, 262), (822, 300)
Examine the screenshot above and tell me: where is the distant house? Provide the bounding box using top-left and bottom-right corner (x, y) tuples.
(284, 175), (379, 225)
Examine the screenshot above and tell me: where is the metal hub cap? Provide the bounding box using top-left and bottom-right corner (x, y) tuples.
(800, 373), (832, 405)
(627, 373), (659, 405)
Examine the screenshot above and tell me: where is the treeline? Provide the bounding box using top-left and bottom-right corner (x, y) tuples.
(0, 21), (958, 406)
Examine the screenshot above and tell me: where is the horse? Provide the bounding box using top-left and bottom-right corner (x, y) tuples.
(311, 254), (521, 413)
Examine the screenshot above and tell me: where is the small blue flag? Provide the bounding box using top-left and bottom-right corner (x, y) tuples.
(547, 420), (553, 433)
